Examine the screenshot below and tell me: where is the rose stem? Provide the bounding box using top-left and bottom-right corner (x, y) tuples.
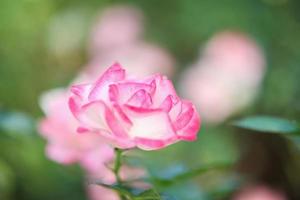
(113, 148), (130, 200)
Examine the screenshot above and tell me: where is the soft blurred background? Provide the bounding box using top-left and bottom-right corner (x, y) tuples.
(1, 0), (300, 199)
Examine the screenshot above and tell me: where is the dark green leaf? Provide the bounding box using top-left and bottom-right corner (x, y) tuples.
(135, 190), (176, 200)
(134, 189), (161, 200)
(90, 181), (173, 200)
(150, 162), (231, 187)
(232, 116), (299, 134)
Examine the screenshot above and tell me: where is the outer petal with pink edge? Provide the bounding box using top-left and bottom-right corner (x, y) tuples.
(175, 101), (200, 141)
(69, 99), (110, 132)
(88, 63), (126, 101)
(124, 106), (177, 150)
(151, 74), (179, 107)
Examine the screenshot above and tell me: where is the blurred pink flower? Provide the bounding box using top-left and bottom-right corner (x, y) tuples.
(180, 31), (266, 124)
(84, 43), (175, 79)
(89, 5), (143, 55)
(69, 63), (200, 150)
(88, 185), (119, 200)
(38, 88), (114, 172)
(84, 5), (175, 79)
(233, 185), (287, 200)
(203, 31), (265, 83)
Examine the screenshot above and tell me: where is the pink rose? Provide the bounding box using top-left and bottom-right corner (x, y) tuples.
(69, 63), (200, 150)
(38, 89), (114, 173)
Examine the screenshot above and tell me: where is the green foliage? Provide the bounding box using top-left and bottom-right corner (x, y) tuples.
(232, 116), (300, 151)
(134, 189), (163, 200)
(92, 182), (165, 200)
(150, 162), (232, 187)
(232, 116), (299, 134)
(92, 160), (232, 200)
(0, 111), (35, 137)
(0, 159), (14, 200)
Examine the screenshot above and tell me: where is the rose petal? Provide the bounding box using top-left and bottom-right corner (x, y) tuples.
(173, 101), (194, 131)
(108, 84), (119, 102)
(160, 95), (173, 112)
(88, 63), (126, 101)
(86, 128), (135, 149)
(169, 101), (182, 122)
(123, 104), (161, 113)
(79, 100), (130, 139)
(127, 89), (152, 108)
(105, 104), (129, 138)
(152, 75), (179, 107)
(134, 136), (178, 150)
(176, 106), (201, 141)
(125, 108), (176, 141)
(112, 103), (133, 126)
(72, 100), (110, 131)
(71, 84), (93, 99)
(114, 81), (154, 104)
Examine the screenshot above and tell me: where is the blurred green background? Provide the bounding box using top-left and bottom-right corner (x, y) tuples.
(0, 0), (300, 199)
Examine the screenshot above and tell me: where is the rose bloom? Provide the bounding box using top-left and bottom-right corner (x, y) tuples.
(69, 63), (200, 150)
(233, 185), (287, 200)
(180, 31), (266, 124)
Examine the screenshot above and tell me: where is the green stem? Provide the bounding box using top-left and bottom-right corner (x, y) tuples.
(113, 148), (123, 183)
(113, 148), (129, 200)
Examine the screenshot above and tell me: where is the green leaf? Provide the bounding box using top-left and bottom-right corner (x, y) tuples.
(134, 189), (161, 200)
(150, 162), (231, 187)
(90, 181), (175, 200)
(232, 116), (299, 134)
(134, 189), (176, 200)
